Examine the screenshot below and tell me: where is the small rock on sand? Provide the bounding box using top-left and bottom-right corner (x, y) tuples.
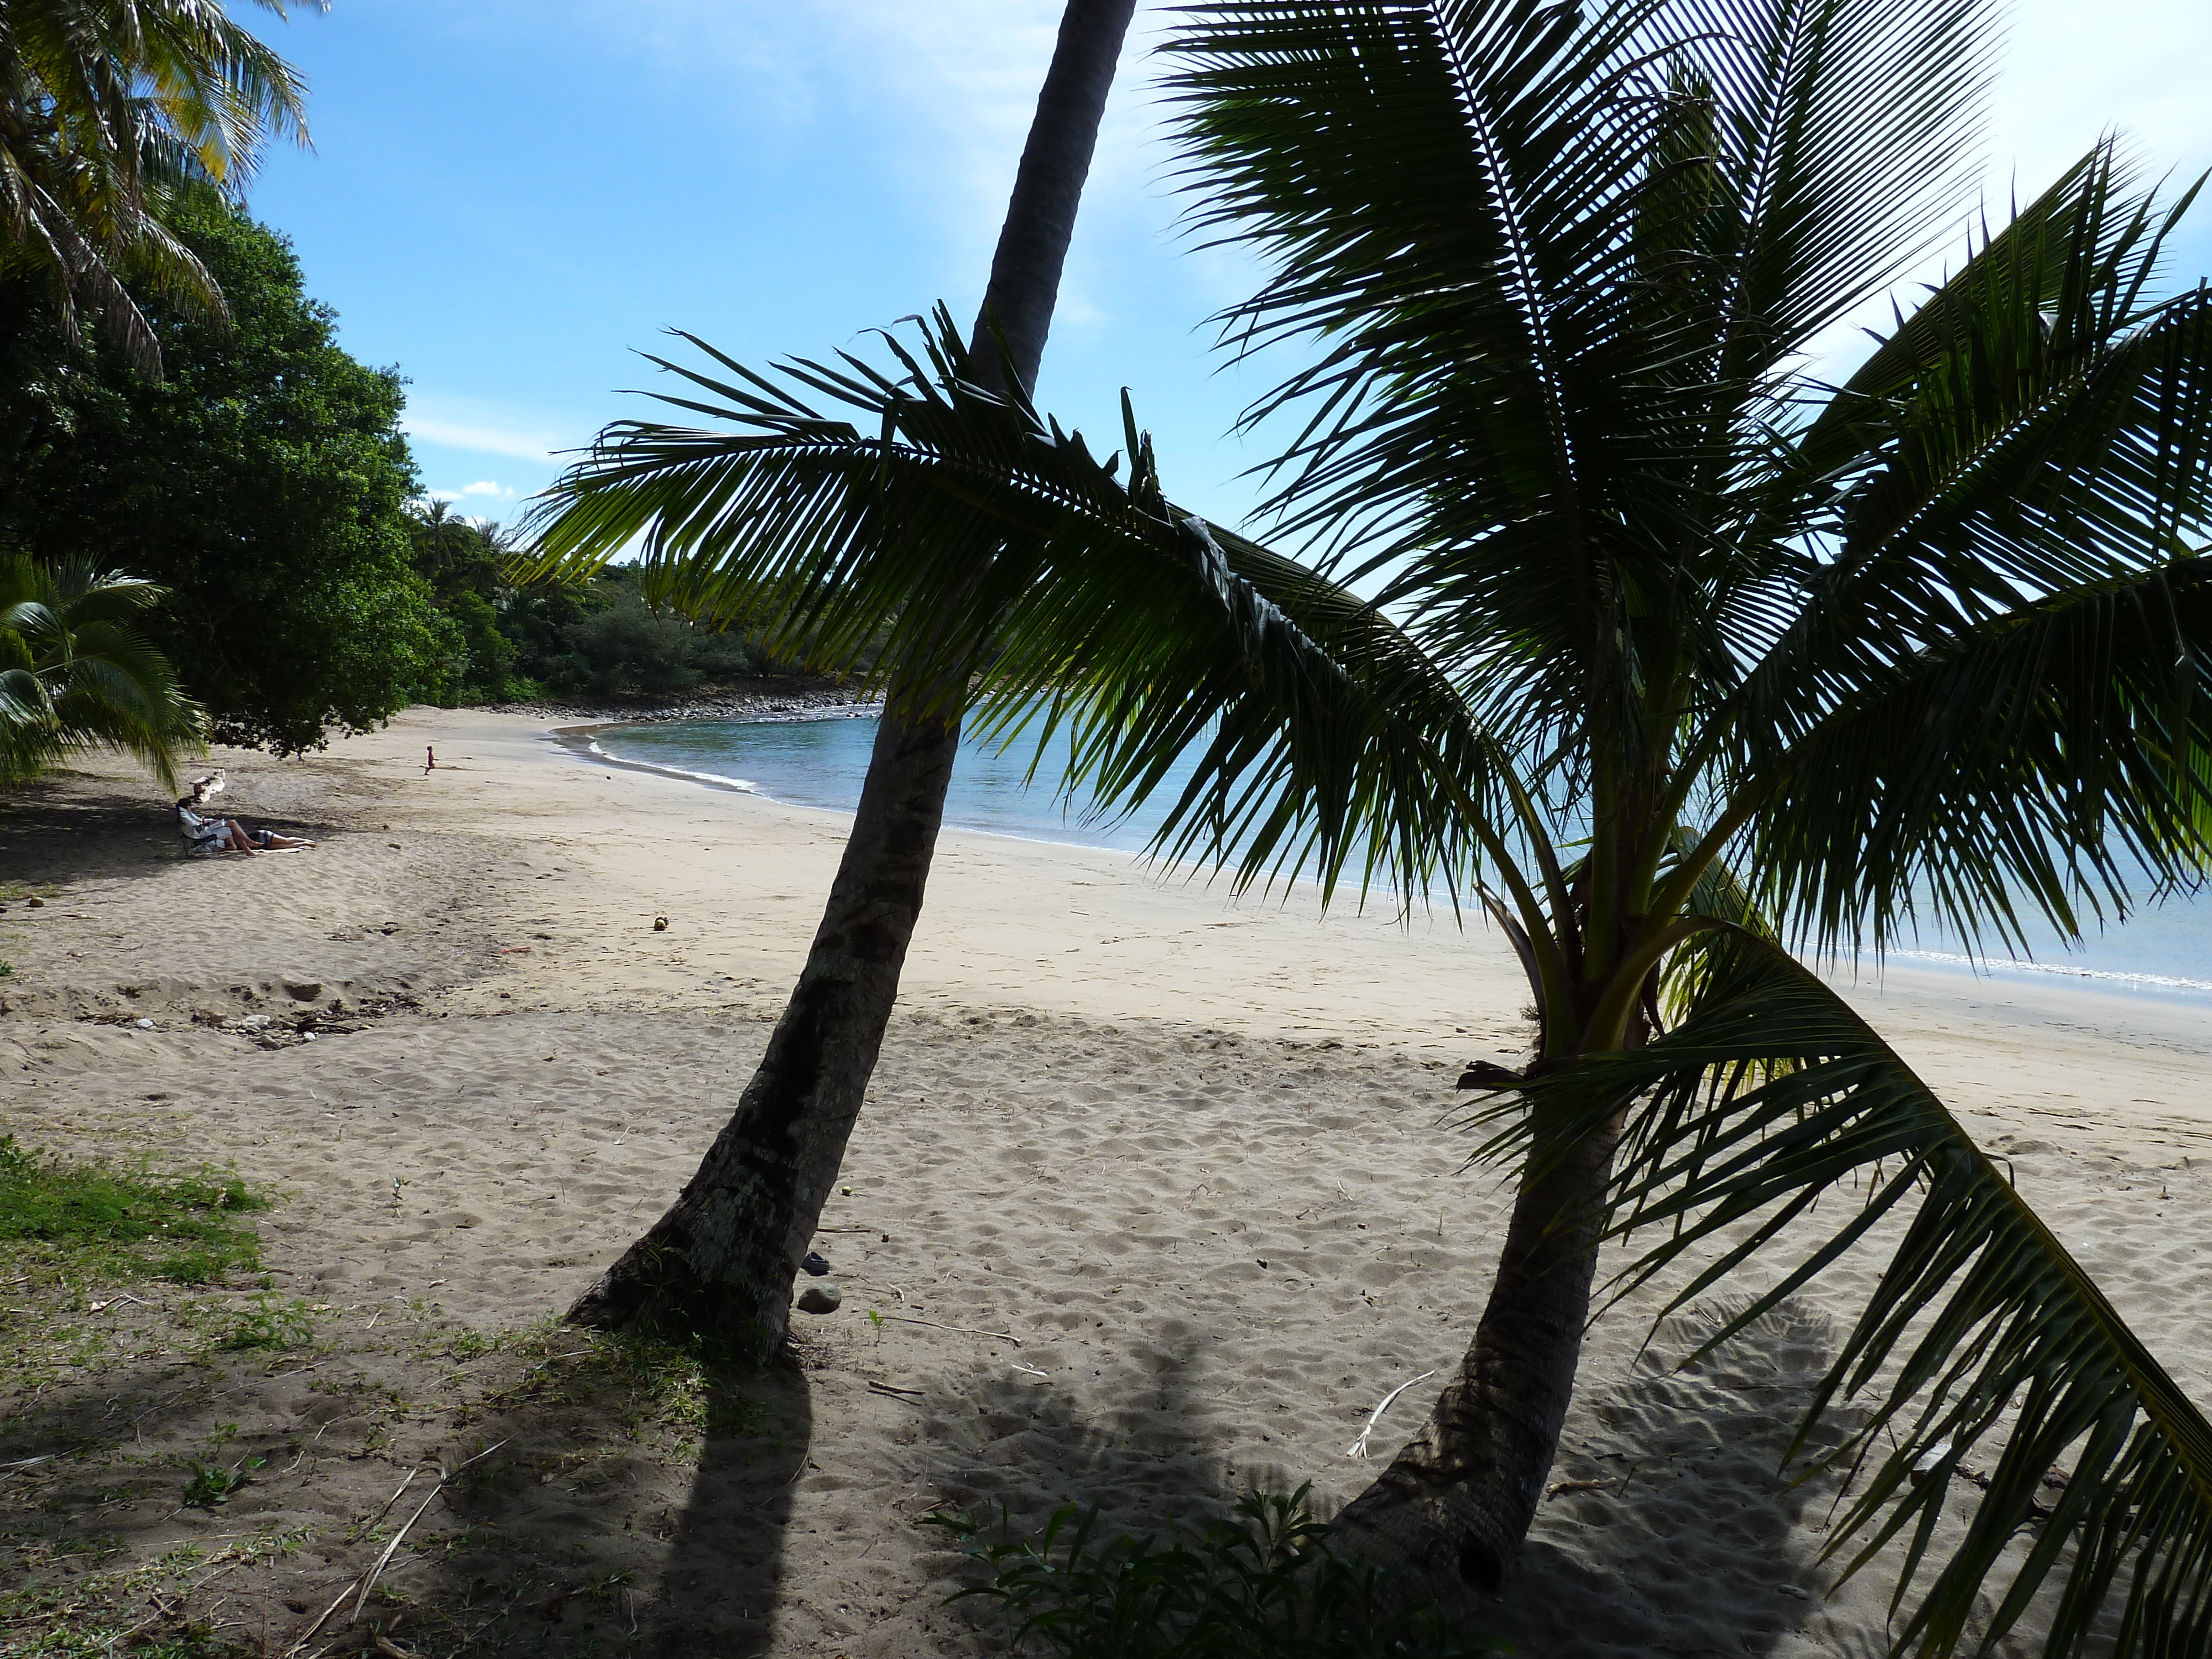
(796, 1283), (842, 1315)
(284, 980), (322, 1001)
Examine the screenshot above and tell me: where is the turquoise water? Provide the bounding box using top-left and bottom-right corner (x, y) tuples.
(588, 711), (1195, 855)
(586, 714), (2212, 1006)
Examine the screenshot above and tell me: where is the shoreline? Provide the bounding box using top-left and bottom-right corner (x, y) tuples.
(1882, 942), (2212, 1005)
(557, 700), (2212, 1020)
(4, 704), (2210, 1657)
(478, 676), (880, 728)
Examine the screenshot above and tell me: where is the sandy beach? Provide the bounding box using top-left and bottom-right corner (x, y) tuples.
(3, 706), (2208, 1657)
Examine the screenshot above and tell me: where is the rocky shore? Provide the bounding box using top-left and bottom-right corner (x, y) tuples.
(481, 676), (879, 726)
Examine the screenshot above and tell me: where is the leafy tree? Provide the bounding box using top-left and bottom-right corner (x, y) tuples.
(1, 555), (201, 789)
(397, 508), (776, 704)
(493, 570), (612, 695)
(539, 0), (1141, 1353)
(0, 191), (444, 753)
(403, 500), (513, 702)
(534, 0), (2212, 1649)
(0, 0), (314, 377)
(544, 585), (763, 696)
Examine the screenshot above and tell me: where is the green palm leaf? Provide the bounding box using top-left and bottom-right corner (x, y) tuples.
(1750, 555), (2212, 959)
(0, 556), (201, 789)
(0, 0), (315, 373)
(1741, 145), (2212, 720)
(530, 314), (1560, 920)
(1479, 933), (2212, 1655)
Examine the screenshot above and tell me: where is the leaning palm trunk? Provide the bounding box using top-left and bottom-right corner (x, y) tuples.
(1334, 1110), (1626, 1587)
(567, 0), (1138, 1346)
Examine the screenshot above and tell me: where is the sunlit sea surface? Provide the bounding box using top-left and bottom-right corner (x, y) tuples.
(583, 713), (2212, 1008)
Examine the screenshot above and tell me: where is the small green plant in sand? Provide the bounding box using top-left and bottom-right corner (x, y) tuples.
(928, 1485), (1510, 1657)
(182, 1458), (263, 1507)
(0, 1137), (268, 1286)
(213, 1295), (315, 1352)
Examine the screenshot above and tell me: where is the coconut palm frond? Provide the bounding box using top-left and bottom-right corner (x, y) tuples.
(1749, 555), (2212, 962)
(528, 311), (1547, 916)
(1478, 933), (2212, 1657)
(1742, 144), (2212, 746)
(0, 0), (315, 373)
(0, 556), (201, 790)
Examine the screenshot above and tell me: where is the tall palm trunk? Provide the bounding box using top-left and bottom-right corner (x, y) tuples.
(569, 0), (1139, 1349)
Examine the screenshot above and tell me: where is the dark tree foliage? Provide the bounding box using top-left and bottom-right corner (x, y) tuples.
(0, 191), (443, 753)
(399, 507), (778, 705)
(540, 577), (768, 697)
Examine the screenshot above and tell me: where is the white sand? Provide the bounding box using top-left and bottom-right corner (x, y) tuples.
(3, 706), (2208, 1656)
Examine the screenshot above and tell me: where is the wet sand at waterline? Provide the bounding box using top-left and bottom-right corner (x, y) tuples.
(2, 707), (2208, 1657)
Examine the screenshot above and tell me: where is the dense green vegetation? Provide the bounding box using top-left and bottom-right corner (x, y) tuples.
(2, 1), (316, 780)
(0, 194), (789, 771)
(0, 0), (310, 379)
(0, 194), (440, 753)
(0, 1135), (267, 1288)
(405, 505), (778, 705)
(0, 0), (792, 774)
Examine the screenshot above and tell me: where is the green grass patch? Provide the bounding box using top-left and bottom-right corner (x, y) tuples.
(476, 1323), (766, 1444)
(210, 1295), (314, 1352)
(0, 1135), (268, 1286)
(182, 1459), (263, 1507)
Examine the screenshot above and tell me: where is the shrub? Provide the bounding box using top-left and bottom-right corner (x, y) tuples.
(927, 1485), (1510, 1658)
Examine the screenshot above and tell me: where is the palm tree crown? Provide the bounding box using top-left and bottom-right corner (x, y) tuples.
(1, 554), (202, 788)
(0, 0), (316, 375)
(533, 1), (2212, 1649)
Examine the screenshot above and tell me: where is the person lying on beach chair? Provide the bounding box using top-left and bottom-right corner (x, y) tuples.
(175, 780), (316, 855)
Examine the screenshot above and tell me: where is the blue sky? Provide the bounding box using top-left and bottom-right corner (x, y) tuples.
(245, 1), (2212, 538)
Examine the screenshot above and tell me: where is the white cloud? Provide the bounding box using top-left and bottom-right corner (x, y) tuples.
(459, 480), (509, 498)
(403, 415), (564, 462)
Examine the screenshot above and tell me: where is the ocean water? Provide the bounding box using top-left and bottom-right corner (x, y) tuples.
(587, 710), (1194, 855)
(583, 713), (2212, 1007)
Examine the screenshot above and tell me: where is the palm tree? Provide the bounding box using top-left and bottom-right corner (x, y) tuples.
(0, 0), (315, 377)
(531, 0), (2212, 1649)
(1, 554), (201, 787)
(545, 0), (1141, 1352)
(406, 498), (499, 600)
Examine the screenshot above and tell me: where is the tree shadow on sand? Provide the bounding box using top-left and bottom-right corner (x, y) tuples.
(1493, 1298), (1845, 1658)
(0, 1313), (808, 1659)
(0, 769), (347, 879)
(635, 1355), (811, 1655)
(0, 1291), (2035, 1658)
(0, 773), (199, 888)
(902, 1326), (1305, 1653)
(411, 1333), (811, 1658)
(904, 1303), (1849, 1658)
